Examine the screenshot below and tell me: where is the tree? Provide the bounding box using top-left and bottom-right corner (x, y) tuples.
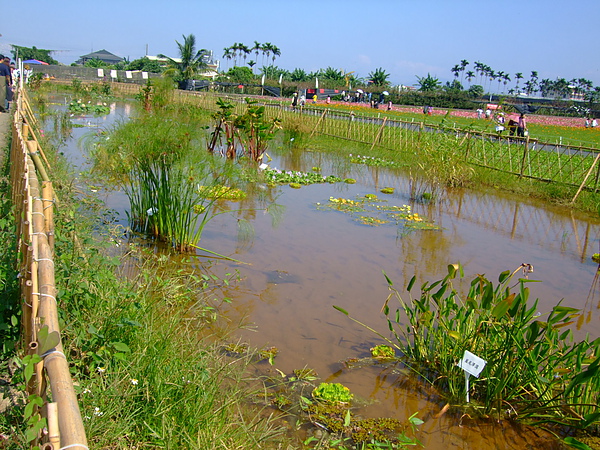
(416, 73), (441, 92)
(11, 45), (58, 65)
(220, 66), (254, 84)
(467, 84), (484, 98)
(270, 45), (281, 66)
(159, 34), (208, 83)
(368, 67), (390, 87)
(514, 72), (523, 93)
(444, 79), (463, 93)
(465, 70), (475, 86)
(252, 41), (262, 67)
(127, 57), (164, 73)
(222, 47), (233, 71)
(321, 67), (345, 82)
(290, 68), (309, 82)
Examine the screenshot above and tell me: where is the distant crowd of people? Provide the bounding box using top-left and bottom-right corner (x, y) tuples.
(585, 117), (598, 128)
(291, 91), (393, 110)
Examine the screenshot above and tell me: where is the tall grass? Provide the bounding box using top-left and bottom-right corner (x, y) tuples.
(336, 264), (600, 433)
(88, 107), (246, 252)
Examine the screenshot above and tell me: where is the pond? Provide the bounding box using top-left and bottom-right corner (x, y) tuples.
(52, 96), (600, 449)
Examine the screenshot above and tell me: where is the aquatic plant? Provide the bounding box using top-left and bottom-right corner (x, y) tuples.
(263, 167), (342, 185)
(68, 99), (110, 116)
(316, 196), (439, 231)
(312, 382), (353, 404)
(335, 264), (600, 434)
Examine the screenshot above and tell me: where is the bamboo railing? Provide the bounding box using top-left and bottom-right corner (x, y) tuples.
(10, 87), (88, 449)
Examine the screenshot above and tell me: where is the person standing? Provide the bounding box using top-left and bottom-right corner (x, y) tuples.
(0, 55), (10, 112)
(517, 114), (527, 137)
(592, 118), (598, 128)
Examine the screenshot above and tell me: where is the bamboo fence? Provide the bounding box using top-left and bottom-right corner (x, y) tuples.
(161, 87), (600, 199)
(10, 87), (88, 449)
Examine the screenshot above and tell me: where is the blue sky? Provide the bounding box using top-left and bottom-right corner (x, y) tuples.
(3, 0), (600, 88)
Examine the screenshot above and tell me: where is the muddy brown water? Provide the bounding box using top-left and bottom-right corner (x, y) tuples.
(54, 99), (599, 448)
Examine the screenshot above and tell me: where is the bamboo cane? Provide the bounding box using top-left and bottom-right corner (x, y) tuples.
(27, 140), (50, 182)
(571, 151), (600, 203)
(42, 182), (55, 252)
(47, 401), (60, 448)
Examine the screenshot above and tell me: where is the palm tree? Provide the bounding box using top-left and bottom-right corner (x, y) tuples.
(368, 67), (390, 87)
(262, 43), (273, 67)
(239, 44), (250, 67)
(460, 59), (469, 85)
(222, 47), (233, 71)
(514, 72), (523, 93)
(252, 41), (262, 65)
(416, 73), (441, 92)
(466, 70), (475, 87)
(159, 34), (208, 84)
(451, 64), (461, 81)
(270, 45), (281, 66)
(290, 68), (308, 82)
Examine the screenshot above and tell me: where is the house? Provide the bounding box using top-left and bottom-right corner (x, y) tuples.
(77, 49), (125, 65)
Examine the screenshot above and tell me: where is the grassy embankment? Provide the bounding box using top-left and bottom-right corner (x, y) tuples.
(0, 88), (287, 449)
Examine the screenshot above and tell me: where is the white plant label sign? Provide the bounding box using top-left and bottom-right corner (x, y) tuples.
(457, 350), (487, 403)
(458, 350), (486, 378)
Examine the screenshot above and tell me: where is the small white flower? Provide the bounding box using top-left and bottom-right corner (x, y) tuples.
(93, 407), (104, 416)
(83, 388), (91, 394)
(97, 367), (106, 374)
(130, 379), (138, 385)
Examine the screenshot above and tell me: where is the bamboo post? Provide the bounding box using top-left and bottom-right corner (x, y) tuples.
(370, 117), (388, 150)
(310, 110), (327, 138)
(519, 138), (529, 178)
(571, 151), (600, 204)
(42, 182), (55, 252)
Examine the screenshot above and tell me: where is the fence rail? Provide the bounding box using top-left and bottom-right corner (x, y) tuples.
(11, 87), (88, 449)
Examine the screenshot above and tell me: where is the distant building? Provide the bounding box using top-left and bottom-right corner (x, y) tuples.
(77, 49), (125, 65)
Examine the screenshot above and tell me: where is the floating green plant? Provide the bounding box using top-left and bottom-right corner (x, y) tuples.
(316, 196), (440, 231)
(68, 99), (110, 116)
(349, 154), (406, 169)
(592, 253), (600, 264)
(263, 167), (342, 185)
(312, 382), (353, 404)
(289, 182), (302, 189)
(370, 344), (395, 359)
(198, 185), (247, 200)
(259, 346), (279, 365)
(344, 178), (356, 184)
(380, 187), (394, 194)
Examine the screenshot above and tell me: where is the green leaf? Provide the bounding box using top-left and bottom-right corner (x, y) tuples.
(111, 341), (131, 353)
(406, 275), (416, 292)
(333, 305), (348, 315)
(491, 293), (515, 320)
(37, 325), (60, 355)
(563, 437), (592, 450)
(344, 409), (351, 427)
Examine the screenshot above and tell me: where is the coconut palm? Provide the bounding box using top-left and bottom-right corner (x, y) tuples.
(159, 34), (208, 83)
(466, 70), (476, 87)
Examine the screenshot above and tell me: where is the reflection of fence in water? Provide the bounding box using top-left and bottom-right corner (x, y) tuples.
(351, 167), (600, 263)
